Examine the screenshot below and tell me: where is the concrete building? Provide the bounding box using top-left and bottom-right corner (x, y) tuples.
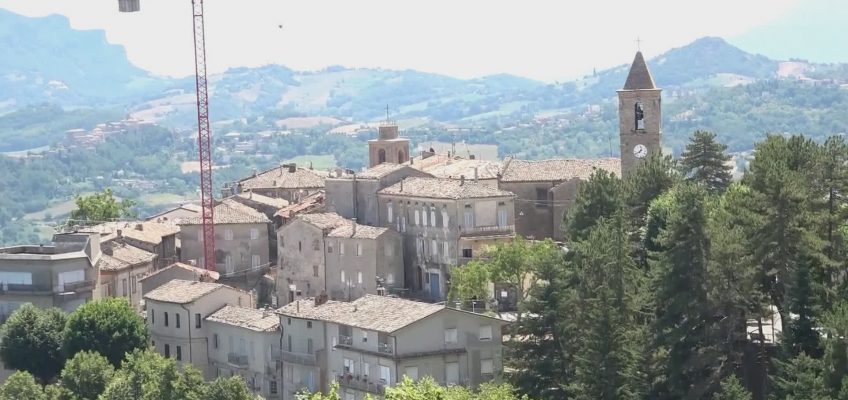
(225, 163), (326, 203)
(619, 51), (663, 176)
(276, 295), (508, 400)
(139, 262), (219, 298)
(368, 123), (409, 168)
(143, 280), (253, 379)
(206, 306), (282, 399)
(325, 163), (431, 226)
(179, 199), (272, 278)
(377, 177), (516, 300)
(0, 233), (101, 318)
(97, 240), (156, 310)
(499, 158), (621, 241)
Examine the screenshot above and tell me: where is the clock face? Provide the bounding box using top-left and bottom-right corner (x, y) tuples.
(633, 144), (648, 159)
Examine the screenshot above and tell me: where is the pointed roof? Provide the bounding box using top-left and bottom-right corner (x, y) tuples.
(622, 51), (656, 90)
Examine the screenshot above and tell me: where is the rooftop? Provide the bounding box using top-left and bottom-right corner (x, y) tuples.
(351, 163), (409, 180)
(500, 158), (621, 182)
(138, 262), (220, 282)
(379, 177), (514, 200)
(296, 212), (350, 231)
(180, 199), (270, 225)
(98, 241), (156, 271)
(143, 279), (226, 304)
(328, 223), (389, 240)
(84, 221), (179, 245)
(423, 159), (502, 181)
(206, 306), (279, 332)
(275, 192), (325, 219)
(276, 295), (444, 333)
(234, 191), (289, 209)
(237, 165), (326, 190)
(622, 51), (657, 90)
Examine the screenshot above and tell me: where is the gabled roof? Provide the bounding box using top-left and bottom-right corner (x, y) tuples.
(353, 163), (409, 179)
(138, 262), (220, 282)
(85, 221), (180, 245)
(500, 158), (621, 183)
(206, 306), (279, 332)
(275, 192), (324, 219)
(237, 165), (326, 190)
(234, 191), (288, 209)
(98, 241), (156, 271)
(379, 177), (514, 200)
(143, 279), (227, 304)
(180, 199), (269, 225)
(622, 51), (656, 90)
(328, 223), (389, 240)
(424, 159), (502, 181)
(295, 212), (350, 231)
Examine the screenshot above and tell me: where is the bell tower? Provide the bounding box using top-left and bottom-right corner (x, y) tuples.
(368, 108), (410, 168)
(618, 51), (662, 177)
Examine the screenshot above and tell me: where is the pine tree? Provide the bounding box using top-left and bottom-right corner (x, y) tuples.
(783, 252), (823, 358)
(625, 153), (678, 227)
(564, 169), (624, 242)
(651, 183), (722, 398)
(712, 376), (752, 400)
(772, 354), (830, 400)
(680, 130), (733, 193)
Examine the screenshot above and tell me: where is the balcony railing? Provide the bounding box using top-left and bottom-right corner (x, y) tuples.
(460, 225), (514, 238)
(377, 342), (393, 355)
(59, 280), (96, 293)
(338, 335), (353, 346)
(280, 350), (317, 366)
(0, 283), (52, 294)
(336, 372), (386, 395)
(227, 353), (249, 367)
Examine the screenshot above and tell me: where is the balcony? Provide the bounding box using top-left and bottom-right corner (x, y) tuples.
(338, 335), (353, 347)
(58, 280), (96, 293)
(0, 283), (52, 294)
(377, 342), (393, 355)
(227, 353), (249, 367)
(460, 225), (515, 238)
(280, 350), (318, 366)
(336, 373), (386, 395)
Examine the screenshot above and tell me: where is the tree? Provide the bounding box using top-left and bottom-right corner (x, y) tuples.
(651, 183), (723, 398)
(99, 350), (205, 400)
(625, 153), (678, 227)
(486, 238), (561, 324)
(447, 260), (489, 310)
(712, 376), (752, 400)
(68, 188), (136, 226)
(57, 351), (114, 400)
(0, 304), (67, 383)
(564, 169), (624, 242)
(0, 371), (45, 400)
(63, 298), (149, 367)
(203, 377), (258, 400)
(680, 130), (733, 193)
(772, 354), (830, 400)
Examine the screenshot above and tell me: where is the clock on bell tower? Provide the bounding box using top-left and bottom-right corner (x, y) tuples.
(618, 51), (662, 177)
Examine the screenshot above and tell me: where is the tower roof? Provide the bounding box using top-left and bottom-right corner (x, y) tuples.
(622, 51), (656, 90)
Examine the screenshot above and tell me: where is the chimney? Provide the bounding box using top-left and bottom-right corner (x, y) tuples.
(296, 300), (300, 313)
(288, 164), (296, 173)
(399, 180), (403, 192)
(116, 229), (123, 238)
(135, 223), (143, 231)
(473, 167), (478, 182)
(469, 154), (476, 160)
(460, 175), (465, 186)
(309, 161), (313, 170)
(252, 169), (258, 177)
(351, 218), (357, 237)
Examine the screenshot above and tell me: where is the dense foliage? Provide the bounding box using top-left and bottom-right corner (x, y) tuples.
(63, 298), (150, 367)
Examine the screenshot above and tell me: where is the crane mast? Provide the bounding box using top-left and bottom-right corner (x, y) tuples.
(191, 0), (216, 272)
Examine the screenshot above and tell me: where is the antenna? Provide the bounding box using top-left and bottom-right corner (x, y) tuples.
(385, 104), (390, 123)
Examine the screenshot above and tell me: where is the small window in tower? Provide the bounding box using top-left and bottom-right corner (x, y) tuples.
(378, 149), (387, 164)
(635, 102), (645, 130)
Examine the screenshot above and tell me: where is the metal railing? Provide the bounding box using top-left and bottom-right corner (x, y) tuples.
(336, 372), (386, 395)
(227, 353), (249, 367)
(377, 342), (393, 355)
(279, 350), (317, 366)
(338, 335), (353, 346)
(460, 225), (514, 237)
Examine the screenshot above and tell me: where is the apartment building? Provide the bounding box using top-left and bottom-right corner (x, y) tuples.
(0, 233), (101, 319)
(376, 177), (516, 300)
(97, 240), (155, 309)
(179, 199), (271, 278)
(143, 280), (253, 379)
(205, 306), (282, 399)
(276, 295), (508, 400)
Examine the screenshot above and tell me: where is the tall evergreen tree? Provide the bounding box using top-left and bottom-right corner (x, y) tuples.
(625, 153), (678, 227)
(651, 183), (723, 398)
(712, 376), (752, 400)
(564, 169), (624, 242)
(680, 130), (733, 193)
(783, 252), (823, 358)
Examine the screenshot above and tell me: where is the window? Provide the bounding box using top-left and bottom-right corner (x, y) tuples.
(380, 365), (391, 384)
(250, 228), (260, 240)
(463, 205), (474, 227)
(298, 241), (302, 252)
(363, 362), (370, 378)
(164, 312), (169, 327)
(213, 334), (219, 349)
(401, 217), (407, 232)
(131, 276), (137, 294)
(197, 229), (203, 242)
(287, 317), (291, 325)
(121, 279), (128, 296)
(313, 265), (319, 277)
(481, 359), (494, 375)
(328, 243), (333, 253)
(414, 209), (420, 225)
(150, 309), (155, 324)
(269, 380), (278, 395)
(313, 239), (320, 251)
(307, 321), (312, 329)
(280, 235), (285, 248)
(442, 242), (450, 259)
(635, 102), (645, 130)
(176, 346), (182, 361)
(442, 209), (449, 228)
(225, 255), (234, 272)
(195, 313), (201, 329)
(446, 362), (460, 385)
(224, 229), (234, 241)
(341, 270), (346, 283)
(444, 328), (458, 344)
(479, 325), (493, 341)
(430, 207), (436, 227)
(164, 344), (170, 357)
(357, 271), (363, 285)
(344, 358), (355, 374)
(387, 273), (395, 285)
(175, 313), (181, 328)
(362, 331), (368, 342)
(431, 240), (438, 256)
(307, 338), (313, 354)
(462, 248), (473, 258)
(287, 335), (292, 352)
(405, 366), (419, 381)
(252, 255), (260, 268)
(387, 202), (393, 223)
(536, 188), (548, 207)
(356, 243), (363, 256)
(57, 270), (84, 291)
(286, 364), (294, 383)
(422, 207), (428, 227)
(339, 243), (345, 255)
(498, 208), (508, 227)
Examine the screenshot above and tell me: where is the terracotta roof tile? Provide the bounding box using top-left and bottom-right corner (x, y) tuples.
(276, 295), (444, 333)
(297, 212), (350, 231)
(98, 242), (156, 271)
(379, 177), (514, 200)
(180, 199), (269, 225)
(143, 279), (227, 304)
(238, 166), (326, 190)
(328, 223), (389, 240)
(424, 159), (501, 180)
(206, 305), (279, 332)
(500, 158), (621, 182)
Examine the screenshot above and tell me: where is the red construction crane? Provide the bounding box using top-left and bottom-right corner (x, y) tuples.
(119, 0), (216, 271)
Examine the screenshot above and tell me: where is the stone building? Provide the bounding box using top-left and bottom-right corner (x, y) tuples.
(225, 163), (327, 203)
(139, 262), (220, 297)
(179, 199), (272, 278)
(276, 295), (509, 400)
(0, 233), (101, 318)
(325, 163), (431, 226)
(618, 51), (663, 176)
(368, 123), (409, 167)
(376, 177), (516, 300)
(421, 158), (502, 188)
(85, 221), (179, 270)
(144, 280), (253, 379)
(97, 240), (156, 310)
(276, 213), (348, 305)
(499, 158), (620, 241)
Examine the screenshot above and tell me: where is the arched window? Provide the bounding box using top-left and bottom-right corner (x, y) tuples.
(635, 102), (645, 130)
(378, 149), (387, 164)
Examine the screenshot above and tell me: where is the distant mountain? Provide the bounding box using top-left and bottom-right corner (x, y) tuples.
(0, 8), (168, 111)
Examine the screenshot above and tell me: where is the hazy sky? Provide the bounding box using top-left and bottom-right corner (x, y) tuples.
(0, 0), (802, 82)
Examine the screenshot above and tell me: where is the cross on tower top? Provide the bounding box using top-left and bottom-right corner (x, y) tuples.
(636, 37), (643, 52)
(385, 104), (390, 122)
